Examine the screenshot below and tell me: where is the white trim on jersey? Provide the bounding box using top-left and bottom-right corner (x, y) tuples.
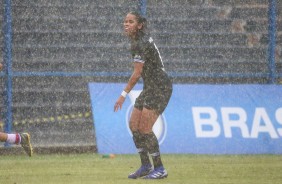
(150, 37), (165, 71)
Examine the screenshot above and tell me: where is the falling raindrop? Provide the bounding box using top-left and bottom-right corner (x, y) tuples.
(0, 0), (281, 152)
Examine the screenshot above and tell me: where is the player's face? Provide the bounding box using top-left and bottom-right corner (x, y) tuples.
(123, 13), (142, 38)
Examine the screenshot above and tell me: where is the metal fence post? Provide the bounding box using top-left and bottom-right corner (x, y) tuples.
(138, 0), (147, 17)
(268, 0), (277, 83)
(3, 0), (13, 145)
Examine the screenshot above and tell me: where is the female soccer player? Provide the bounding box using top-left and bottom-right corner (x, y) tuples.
(0, 63), (33, 157)
(114, 12), (172, 179)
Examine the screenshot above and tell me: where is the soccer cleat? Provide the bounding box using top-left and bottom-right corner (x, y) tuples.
(20, 133), (33, 157)
(128, 164), (153, 179)
(143, 166), (168, 179)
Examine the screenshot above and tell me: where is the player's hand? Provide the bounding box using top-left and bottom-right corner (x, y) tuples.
(0, 63), (3, 71)
(114, 96), (125, 112)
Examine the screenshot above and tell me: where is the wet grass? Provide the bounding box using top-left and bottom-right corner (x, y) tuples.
(0, 154), (281, 184)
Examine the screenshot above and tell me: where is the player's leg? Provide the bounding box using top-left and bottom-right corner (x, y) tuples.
(0, 132), (33, 157)
(0, 132), (9, 142)
(128, 107), (153, 179)
(139, 108), (168, 179)
(129, 107), (151, 166)
(0, 132), (21, 143)
(141, 87), (172, 179)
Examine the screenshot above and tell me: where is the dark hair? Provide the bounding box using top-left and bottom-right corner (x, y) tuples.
(128, 11), (148, 37)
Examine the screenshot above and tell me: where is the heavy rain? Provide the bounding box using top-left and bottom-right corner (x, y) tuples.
(0, 0), (282, 183)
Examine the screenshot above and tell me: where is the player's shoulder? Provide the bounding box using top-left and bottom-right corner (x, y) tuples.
(138, 35), (155, 51)
(140, 34), (154, 44)
(132, 34), (154, 52)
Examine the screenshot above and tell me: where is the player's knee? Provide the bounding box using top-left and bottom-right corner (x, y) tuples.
(138, 124), (152, 134)
(129, 120), (139, 132)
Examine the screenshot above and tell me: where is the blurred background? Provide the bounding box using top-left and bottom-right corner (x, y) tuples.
(0, 0), (281, 153)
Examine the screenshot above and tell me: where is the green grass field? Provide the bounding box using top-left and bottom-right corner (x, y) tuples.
(0, 154), (281, 184)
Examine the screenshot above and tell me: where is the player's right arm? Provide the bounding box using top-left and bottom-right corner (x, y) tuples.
(114, 62), (143, 112)
(123, 62), (143, 93)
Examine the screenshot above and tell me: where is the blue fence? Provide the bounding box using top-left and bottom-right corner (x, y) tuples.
(3, 0), (13, 138)
(268, 0), (277, 84)
(1, 0), (280, 135)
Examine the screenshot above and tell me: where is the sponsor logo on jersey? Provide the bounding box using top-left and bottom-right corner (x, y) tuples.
(134, 55), (142, 60)
(133, 55), (144, 63)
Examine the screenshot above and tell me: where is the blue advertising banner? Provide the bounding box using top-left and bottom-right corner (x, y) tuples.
(88, 83), (282, 154)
